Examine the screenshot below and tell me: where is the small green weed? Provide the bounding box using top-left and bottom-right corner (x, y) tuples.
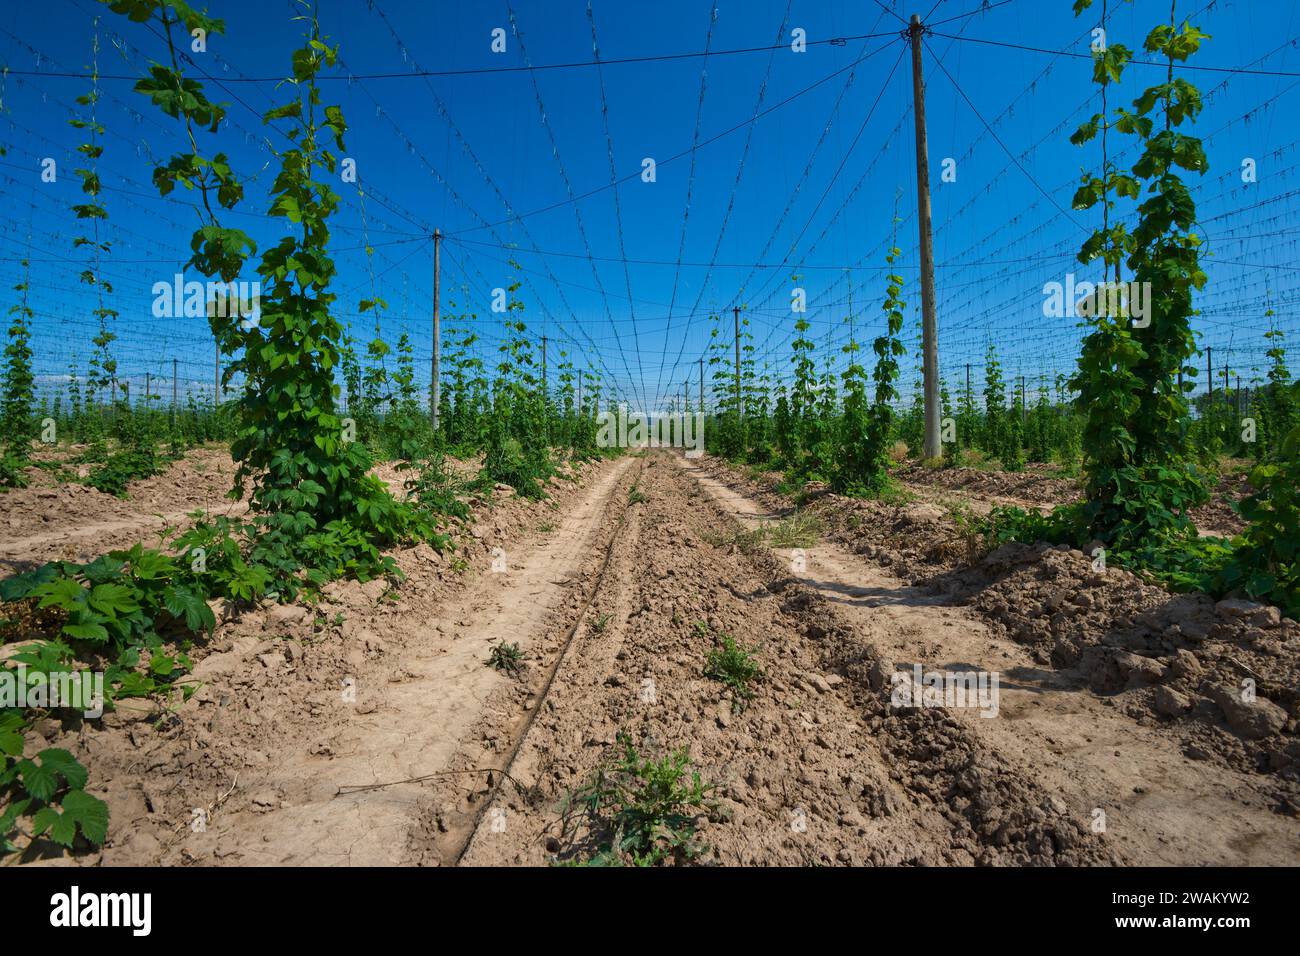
(555, 731), (716, 866)
(487, 641), (524, 676)
(703, 629), (763, 712)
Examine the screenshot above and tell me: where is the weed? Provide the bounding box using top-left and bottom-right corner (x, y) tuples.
(85, 447), (162, 497)
(699, 526), (766, 554)
(764, 512), (824, 549)
(555, 731), (716, 866)
(0, 454), (29, 490)
(702, 629), (764, 712)
(487, 641), (524, 676)
(1, 734), (108, 855)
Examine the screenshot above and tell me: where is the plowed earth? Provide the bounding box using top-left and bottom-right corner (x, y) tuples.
(4, 448), (1296, 866)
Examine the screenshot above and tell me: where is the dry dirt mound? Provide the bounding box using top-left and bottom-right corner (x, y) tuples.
(971, 542), (1298, 787)
(895, 463), (1082, 508)
(1186, 469), (1252, 538)
(893, 461), (1250, 538)
(0, 448), (245, 573)
(704, 459), (1300, 802)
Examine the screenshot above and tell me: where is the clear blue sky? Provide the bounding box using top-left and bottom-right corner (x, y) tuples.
(2, 0), (1298, 411)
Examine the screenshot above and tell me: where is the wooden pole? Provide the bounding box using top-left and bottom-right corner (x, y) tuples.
(431, 229), (442, 430)
(733, 306), (742, 420)
(909, 14), (942, 460)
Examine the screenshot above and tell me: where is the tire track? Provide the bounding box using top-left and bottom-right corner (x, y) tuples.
(457, 452), (1114, 866)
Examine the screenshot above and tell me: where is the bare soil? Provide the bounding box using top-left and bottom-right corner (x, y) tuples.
(5, 448), (1296, 866)
(1, 448), (246, 575)
(893, 461), (1250, 538)
(9, 452), (629, 865)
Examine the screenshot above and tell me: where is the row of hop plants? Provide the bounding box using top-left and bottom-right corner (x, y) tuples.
(988, 1), (1299, 620)
(702, 304), (1088, 486)
(0, 0), (607, 859)
(701, 306), (1286, 487)
(702, 0), (1297, 622)
(3, 0), (1294, 862)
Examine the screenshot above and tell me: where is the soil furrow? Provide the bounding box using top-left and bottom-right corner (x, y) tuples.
(456, 452), (1119, 866)
(680, 455), (1300, 865)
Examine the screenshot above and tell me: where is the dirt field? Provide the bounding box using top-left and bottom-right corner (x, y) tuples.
(892, 461), (1250, 538)
(0, 448), (246, 575)
(4, 449), (1297, 866)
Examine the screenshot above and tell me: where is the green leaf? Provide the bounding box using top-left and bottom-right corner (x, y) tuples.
(17, 757), (57, 802)
(163, 585), (216, 633)
(271, 194), (302, 223)
(32, 577), (86, 612)
(88, 582), (141, 617)
(36, 748), (88, 791)
(0, 713), (26, 757)
(63, 621), (109, 642)
(34, 790), (108, 847)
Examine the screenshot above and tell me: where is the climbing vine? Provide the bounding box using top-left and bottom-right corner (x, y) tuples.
(1068, 0), (1210, 551)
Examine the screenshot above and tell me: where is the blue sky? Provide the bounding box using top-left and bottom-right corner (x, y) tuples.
(2, 0), (1298, 411)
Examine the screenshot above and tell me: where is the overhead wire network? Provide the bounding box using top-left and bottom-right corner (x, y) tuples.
(1, 0), (1297, 416)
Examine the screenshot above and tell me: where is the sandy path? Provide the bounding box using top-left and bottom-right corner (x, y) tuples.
(678, 455), (1299, 865)
(162, 457), (637, 865)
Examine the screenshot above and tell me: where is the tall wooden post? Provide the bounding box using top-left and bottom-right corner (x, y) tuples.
(431, 228), (442, 429)
(733, 306), (742, 419)
(909, 14), (941, 459)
